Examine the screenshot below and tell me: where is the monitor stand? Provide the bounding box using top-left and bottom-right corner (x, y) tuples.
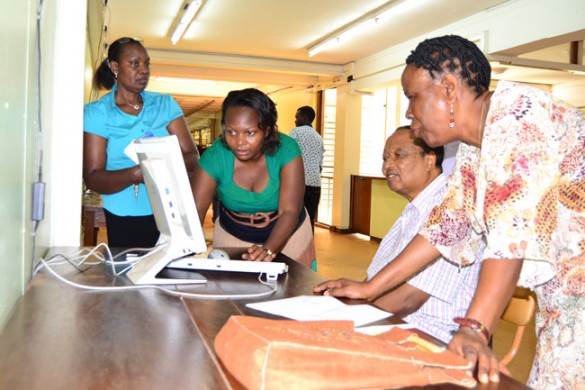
(126, 245), (207, 285)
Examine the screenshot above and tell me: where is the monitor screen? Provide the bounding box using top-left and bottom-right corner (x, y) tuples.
(126, 135), (207, 285)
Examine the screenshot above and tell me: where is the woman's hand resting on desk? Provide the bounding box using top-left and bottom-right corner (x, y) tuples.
(241, 245), (277, 262)
(313, 279), (375, 300)
(449, 328), (510, 384)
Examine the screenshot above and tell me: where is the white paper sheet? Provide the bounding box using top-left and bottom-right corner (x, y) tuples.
(246, 295), (392, 327)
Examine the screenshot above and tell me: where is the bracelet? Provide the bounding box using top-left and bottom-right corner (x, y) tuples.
(453, 317), (490, 341)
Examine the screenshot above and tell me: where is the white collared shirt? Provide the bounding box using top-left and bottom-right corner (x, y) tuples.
(367, 174), (480, 343)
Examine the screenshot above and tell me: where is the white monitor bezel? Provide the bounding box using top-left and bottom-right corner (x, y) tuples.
(125, 135), (207, 285)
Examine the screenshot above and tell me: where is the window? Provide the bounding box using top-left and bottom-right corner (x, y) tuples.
(359, 83), (409, 176)
(317, 88), (337, 226)
(360, 89), (388, 176)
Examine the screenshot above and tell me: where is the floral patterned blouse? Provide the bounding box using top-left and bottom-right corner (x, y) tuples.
(420, 80), (585, 293)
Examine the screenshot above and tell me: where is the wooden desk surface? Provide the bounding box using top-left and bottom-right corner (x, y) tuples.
(0, 247), (531, 390)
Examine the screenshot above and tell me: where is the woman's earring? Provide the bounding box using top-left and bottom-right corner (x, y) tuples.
(449, 104), (455, 128)
(114, 72), (118, 80)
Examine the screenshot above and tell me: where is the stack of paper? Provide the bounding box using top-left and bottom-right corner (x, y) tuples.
(246, 295), (392, 327)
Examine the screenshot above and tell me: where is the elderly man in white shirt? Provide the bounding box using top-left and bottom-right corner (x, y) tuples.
(367, 126), (479, 343)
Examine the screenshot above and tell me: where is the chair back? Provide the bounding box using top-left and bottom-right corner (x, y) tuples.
(499, 287), (537, 366)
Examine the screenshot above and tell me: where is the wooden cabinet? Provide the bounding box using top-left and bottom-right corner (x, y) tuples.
(350, 175), (372, 236)
(350, 175), (408, 239)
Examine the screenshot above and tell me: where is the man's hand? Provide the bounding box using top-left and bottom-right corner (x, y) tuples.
(313, 279), (374, 300)
(448, 328), (510, 384)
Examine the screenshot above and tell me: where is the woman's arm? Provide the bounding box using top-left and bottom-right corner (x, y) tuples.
(313, 235), (440, 300)
(83, 115), (198, 194)
(372, 283), (431, 317)
(243, 155), (305, 261)
(166, 116), (199, 177)
(83, 133), (143, 194)
(190, 164), (218, 226)
(448, 257), (523, 384)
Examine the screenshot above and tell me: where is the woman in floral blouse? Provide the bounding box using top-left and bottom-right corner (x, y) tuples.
(315, 35), (584, 389)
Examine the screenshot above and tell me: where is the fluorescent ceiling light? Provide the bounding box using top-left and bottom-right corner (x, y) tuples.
(307, 18), (378, 57)
(307, 37), (342, 58)
(307, 0), (426, 57)
(171, 0), (203, 45)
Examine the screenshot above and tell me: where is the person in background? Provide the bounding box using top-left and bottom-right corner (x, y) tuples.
(191, 88), (316, 266)
(366, 126), (479, 344)
(315, 35), (584, 389)
(83, 37), (198, 248)
(290, 106), (325, 234)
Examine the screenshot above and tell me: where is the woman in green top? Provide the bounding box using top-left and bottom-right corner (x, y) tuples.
(191, 88), (316, 266)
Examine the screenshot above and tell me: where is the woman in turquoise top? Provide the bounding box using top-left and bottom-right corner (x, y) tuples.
(192, 88), (316, 267)
(84, 37), (198, 248)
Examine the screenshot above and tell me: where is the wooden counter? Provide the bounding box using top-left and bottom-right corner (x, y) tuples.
(0, 247), (531, 390)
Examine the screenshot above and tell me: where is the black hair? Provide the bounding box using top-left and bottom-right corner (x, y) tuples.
(93, 37), (145, 91)
(405, 35), (491, 96)
(220, 88), (280, 155)
(395, 125), (444, 168)
(297, 106), (316, 124)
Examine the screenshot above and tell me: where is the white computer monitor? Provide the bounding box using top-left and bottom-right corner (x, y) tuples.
(126, 135), (208, 285)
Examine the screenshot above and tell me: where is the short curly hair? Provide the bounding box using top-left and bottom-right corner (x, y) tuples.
(220, 88), (280, 155)
(296, 106), (316, 124)
(405, 35), (491, 96)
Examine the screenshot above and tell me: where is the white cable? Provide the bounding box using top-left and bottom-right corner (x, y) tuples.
(112, 242), (168, 276)
(32, 243), (167, 277)
(35, 247), (279, 300)
(30, 0), (44, 279)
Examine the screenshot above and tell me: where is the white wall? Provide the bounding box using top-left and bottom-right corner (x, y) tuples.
(272, 89), (317, 134)
(0, 0), (86, 330)
(554, 79), (585, 108)
(0, 0), (35, 329)
(331, 84), (362, 229)
(39, 0), (86, 248)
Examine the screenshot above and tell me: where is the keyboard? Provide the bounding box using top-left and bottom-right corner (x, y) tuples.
(166, 257), (288, 283)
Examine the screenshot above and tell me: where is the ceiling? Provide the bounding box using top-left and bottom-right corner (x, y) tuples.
(90, 0), (585, 125)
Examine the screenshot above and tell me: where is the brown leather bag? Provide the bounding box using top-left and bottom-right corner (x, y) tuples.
(214, 316), (476, 389)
